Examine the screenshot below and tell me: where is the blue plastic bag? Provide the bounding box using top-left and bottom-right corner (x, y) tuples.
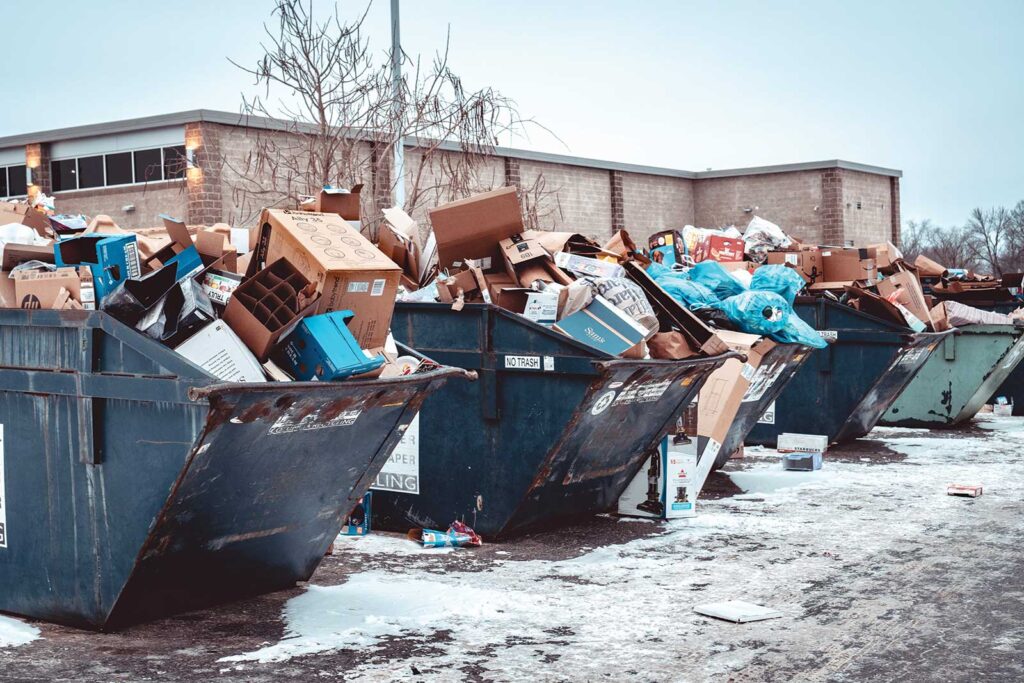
(687, 261), (747, 300)
(712, 290), (790, 336)
(770, 311), (828, 348)
(655, 273), (719, 310)
(750, 265), (806, 306)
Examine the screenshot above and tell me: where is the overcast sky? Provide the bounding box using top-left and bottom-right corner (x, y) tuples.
(1, 0), (1020, 226)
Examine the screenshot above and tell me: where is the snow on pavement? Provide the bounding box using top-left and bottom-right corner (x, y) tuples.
(224, 416), (1024, 681)
(0, 615), (40, 649)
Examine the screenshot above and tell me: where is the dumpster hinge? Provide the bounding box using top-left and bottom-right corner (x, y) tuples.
(77, 327), (102, 466)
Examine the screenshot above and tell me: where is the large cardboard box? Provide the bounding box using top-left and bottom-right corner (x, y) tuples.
(259, 209), (401, 349)
(867, 241), (903, 271)
(877, 269), (940, 331)
(0, 201), (49, 236)
(766, 248), (821, 282)
(428, 187), (522, 271)
(553, 295), (648, 356)
(820, 248), (876, 283)
(53, 233), (141, 300)
(617, 438), (698, 520)
(316, 185), (363, 220)
(693, 235), (744, 263)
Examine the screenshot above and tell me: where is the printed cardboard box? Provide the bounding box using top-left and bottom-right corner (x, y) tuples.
(12, 268), (81, 309)
(257, 209), (401, 349)
(428, 186), (522, 271)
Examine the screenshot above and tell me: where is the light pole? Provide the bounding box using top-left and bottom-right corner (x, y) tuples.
(390, 0), (405, 209)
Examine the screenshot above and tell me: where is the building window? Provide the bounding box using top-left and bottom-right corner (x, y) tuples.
(52, 159), (78, 192)
(48, 145), (187, 192)
(105, 152), (132, 186)
(5, 165), (27, 198)
(133, 148), (163, 183)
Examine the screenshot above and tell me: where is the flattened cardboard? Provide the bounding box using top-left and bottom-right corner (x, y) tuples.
(429, 187), (523, 271)
(694, 235), (744, 263)
(258, 209), (401, 349)
(623, 262), (728, 356)
(697, 331), (776, 446)
(867, 241), (903, 271)
(877, 269), (936, 331)
(766, 249), (820, 282)
(522, 230), (606, 259)
(914, 254), (947, 277)
(843, 285), (907, 327)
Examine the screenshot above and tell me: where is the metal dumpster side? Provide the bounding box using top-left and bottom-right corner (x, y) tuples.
(881, 324), (1024, 427)
(745, 298), (952, 446)
(375, 302), (738, 540)
(0, 310), (466, 629)
(711, 343), (816, 470)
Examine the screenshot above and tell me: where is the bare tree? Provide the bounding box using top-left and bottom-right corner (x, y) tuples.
(922, 225), (980, 271)
(225, 0), (560, 234)
(898, 218), (931, 262)
(964, 207), (1012, 276)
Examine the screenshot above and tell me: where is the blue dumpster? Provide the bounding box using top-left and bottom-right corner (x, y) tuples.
(0, 309), (468, 629)
(373, 302), (738, 540)
(746, 298), (952, 446)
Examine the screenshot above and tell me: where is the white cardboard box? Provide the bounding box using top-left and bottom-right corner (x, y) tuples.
(618, 437), (698, 519)
(175, 321), (266, 383)
(777, 432), (828, 454)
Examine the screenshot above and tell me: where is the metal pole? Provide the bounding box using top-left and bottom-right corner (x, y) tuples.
(390, 0), (405, 208)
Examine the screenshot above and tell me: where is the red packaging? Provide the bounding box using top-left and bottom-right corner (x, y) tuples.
(694, 235), (744, 263)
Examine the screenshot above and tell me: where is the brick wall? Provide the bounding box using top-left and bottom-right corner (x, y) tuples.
(518, 160), (611, 240)
(820, 169), (843, 244)
(621, 173), (695, 246)
(52, 181), (188, 230)
(841, 169), (893, 246)
(694, 170), (825, 243)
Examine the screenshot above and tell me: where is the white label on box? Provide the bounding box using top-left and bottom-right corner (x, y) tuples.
(757, 400), (776, 424)
(702, 438), (722, 464)
(543, 356), (555, 372)
(666, 449), (698, 519)
(741, 363), (756, 381)
(743, 359), (788, 403)
(819, 330), (838, 342)
(821, 250), (832, 257)
(371, 279), (386, 296)
(348, 281), (370, 293)
(784, 253), (798, 265)
(0, 424), (6, 549)
(504, 355), (541, 370)
(372, 415), (419, 494)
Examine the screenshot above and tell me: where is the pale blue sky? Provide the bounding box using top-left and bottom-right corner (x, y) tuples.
(1, 0), (1020, 226)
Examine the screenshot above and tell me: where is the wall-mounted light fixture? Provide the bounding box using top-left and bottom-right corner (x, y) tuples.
(25, 166), (39, 187)
(186, 148), (198, 169)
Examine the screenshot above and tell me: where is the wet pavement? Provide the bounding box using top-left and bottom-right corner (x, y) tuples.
(1, 418), (1022, 682)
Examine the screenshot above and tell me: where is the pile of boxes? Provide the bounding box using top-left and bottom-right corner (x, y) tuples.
(382, 187), (730, 360)
(0, 190), (411, 384)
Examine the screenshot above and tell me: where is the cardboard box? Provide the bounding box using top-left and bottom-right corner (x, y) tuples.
(12, 268), (81, 309)
(777, 432), (828, 453)
(379, 207), (421, 282)
(844, 285), (908, 327)
(766, 249), (821, 282)
(693, 235), (744, 263)
(0, 201), (50, 237)
(617, 438), (698, 519)
(867, 241), (903, 271)
(648, 230), (685, 267)
(522, 291), (560, 326)
(820, 248), (876, 283)
(499, 234), (572, 287)
(428, 187), (523, 271)
(223, 257), (321, 361)
(782, 452), (823, 471)
(947, 484), (982, 498)
(1, 242), (55, 270)
(0, 272), (15, 307)
(316, 184), (363, 220)
(258, 209), (401, 349)
(914, 254), (947, 277)
(554, 251), (624, 279)
(553, 295), (649, 356)
(200, 269), (243, 307)
(275, 311), (385, 381)
(174, 320), (266, 383)
(195, 229), (238, 273)
(877, 269), (937, 331)
(53, 233), (141, 301)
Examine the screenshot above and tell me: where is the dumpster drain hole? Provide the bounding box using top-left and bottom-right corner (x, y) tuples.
(476, 495), (484, 511)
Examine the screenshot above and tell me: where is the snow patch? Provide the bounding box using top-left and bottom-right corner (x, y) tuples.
(0, 615), (39, 649)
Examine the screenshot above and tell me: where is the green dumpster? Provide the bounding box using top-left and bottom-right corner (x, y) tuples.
(882, 323), (1024, 428)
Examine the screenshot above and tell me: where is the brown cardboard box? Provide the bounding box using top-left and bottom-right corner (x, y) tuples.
(316, 185), (363, 220)
(483, 272), (518, 304)
(223, 258), (320, 361)
(914, 254), (947, 277)
(766, 248), (821, 282)
(1, 242), (55, 270)
(0, 272), (16, 307)
(867, 241), (903, 271)
(379, 207), (421, 282)
(930, 301), (951, 332)
(843, 285), (908, 327)
(259, 209), (402, 349)
(12, 268), (82, 309)
(820, 248), (876, 282)
(647, 331), (698, 359)
(498, 234), (572, 287)
(877, 269), (936, 330)
(429, 187), (523, 271)
(195, 229), (238, 272)
(144, 215), (196, 271)
(0, 201), (50, 237)
(697, 331), (778, 448)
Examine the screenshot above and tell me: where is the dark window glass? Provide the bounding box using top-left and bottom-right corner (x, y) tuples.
(77, 155), (104, 189)
(0, 167), (8, 198)
(52, 159), (77, 192)
(163, 145), (186, 180)
(133, 148), (163, 183)
(8, 165), (26, 196)
(105, 152), (133, 186)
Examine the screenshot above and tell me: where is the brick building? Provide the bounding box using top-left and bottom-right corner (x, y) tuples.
(0, 109), (902, 247)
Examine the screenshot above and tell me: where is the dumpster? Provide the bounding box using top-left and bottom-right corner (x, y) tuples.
(746, 298), (952, 447)
(710, 342), (815, 470)
(373, 302), (738, 540)
(0, 309), (467, 629)
(881, 324), (1024, 427)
